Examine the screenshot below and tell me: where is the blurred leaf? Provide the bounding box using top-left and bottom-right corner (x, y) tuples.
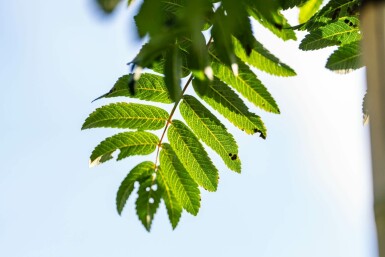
(96, 0), (122, 13)
(299, 0), (323, 23)
(247, 0), (296, 41)
(233, 37), (296, 77)
(164, 44), (182, 102)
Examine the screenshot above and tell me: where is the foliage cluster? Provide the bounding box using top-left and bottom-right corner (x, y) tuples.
(84, 0), (363, 231)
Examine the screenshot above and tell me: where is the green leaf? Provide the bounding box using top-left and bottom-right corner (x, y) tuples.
(151, 42), (191, 78)
(299, 19), (361, 51)
(157, 167), (182, 229)
(168, 120), (219, 191)
(247, 0), (296, 41)
(210, 55), (280, 114)
(222, 0), (254, 56)
(233, 37), (296, 77)
(325, 40), (363, 73)
(95, 0), (122, 13)
(299, 0), (323, 23)
(82, 102), (168, 130)
(94, 74), (173, 104)
(180, 95), (241, 172)
(136, 176), (162, 231)
(164, 44), (182, 102)
(134, 0), (163, 38)
(159, 143), (200, 215)
(116, 161), (155, 215)
(211, 7), (236, 68)
(192, 78), (266, 137)
(90, 131), (159, 163)
(300, 0), (361, 31)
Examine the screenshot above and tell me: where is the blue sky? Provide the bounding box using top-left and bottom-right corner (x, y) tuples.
(0, 1), (378, 257)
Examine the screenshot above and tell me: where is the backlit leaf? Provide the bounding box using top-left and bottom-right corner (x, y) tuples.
(82, 102), (168, 130)
(180, 95), (241, 172)
(95, 74), (173, 104)
(90, 131), (159, 163)
(210, 55), (280, 114)
(116, 161), (155, 215)
(157, 167), (182, 229)
(136, 176), (162, 231)
(168, 120), (219, 191)
(193, 78), (266, 137)
(299, 0), (323, 23)
(164, 44), (182, 102)
(325, 40), (363, 73)
(159, 143), (200, 215)
(233, 37), (296, 77)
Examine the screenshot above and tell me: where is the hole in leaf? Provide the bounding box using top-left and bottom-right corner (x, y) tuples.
(151, 184), (158, 191)
(146, 187), (150, 192)
(149, 198), (154, 204)
(134, 181), (139, 188)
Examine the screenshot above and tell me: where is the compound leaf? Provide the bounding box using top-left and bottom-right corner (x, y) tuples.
(90, 131), (159, 163)
(82, 103), (168, 130)
(159, 143), (200, 215)
(193, 78), (266, 137)
(136, 176), (162, 231)
(168, 120), (219, 191)
(116, 161), (155, 215)
(180, 95), (241, 172)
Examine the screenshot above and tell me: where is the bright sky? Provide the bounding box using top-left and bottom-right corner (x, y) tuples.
(0, 1), (378, 257)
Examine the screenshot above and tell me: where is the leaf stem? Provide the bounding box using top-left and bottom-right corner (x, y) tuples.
(154, 75), (194, 169)
(154, 36), (213, 170)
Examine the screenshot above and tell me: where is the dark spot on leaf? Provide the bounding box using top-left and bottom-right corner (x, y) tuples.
(332, 8), (341, 20)
(260, 133), (266, 140)
(274, 23), (283, 30)
(344, 19), (349, 24)
(128, 77), (136, 95)
(229, 153), (233, 157)
(231, 154), (237, 160)
(349, 22), (354, 27)
(245, 44), (252, 56)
